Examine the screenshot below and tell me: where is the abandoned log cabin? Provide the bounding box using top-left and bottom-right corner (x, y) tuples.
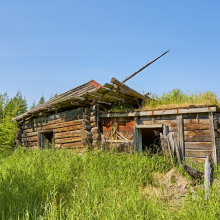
(13, 77), (220, 163)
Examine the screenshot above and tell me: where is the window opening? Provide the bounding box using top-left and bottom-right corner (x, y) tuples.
(39, 131), (54, 148)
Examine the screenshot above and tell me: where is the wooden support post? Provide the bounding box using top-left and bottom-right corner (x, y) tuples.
(133, 116), (142, 152)
(209, 113), (217, 163)
(177, 115), (185, 158)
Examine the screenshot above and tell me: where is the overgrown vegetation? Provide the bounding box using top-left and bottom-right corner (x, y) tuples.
(109, 102), (135, 112)
(142, 89), (220, 110)
(0, 148), (219, 219)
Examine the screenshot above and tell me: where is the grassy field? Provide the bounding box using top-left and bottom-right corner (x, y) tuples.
(0, 148), (220, 219)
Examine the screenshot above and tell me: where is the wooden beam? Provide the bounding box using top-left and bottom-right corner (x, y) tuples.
(209, 113), (217, 163)
(111, 77), (147, 101)
(136, 124), (163, 129)
(177, 115), (185, 157)
(100, 107), (217, 118)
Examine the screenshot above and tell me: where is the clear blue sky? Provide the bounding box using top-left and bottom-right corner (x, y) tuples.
(1, 1), (220, 107)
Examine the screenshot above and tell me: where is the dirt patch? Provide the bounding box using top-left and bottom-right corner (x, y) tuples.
(142, 169), (189, 203)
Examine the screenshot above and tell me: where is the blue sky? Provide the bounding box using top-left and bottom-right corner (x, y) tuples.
(0, 0), (220, 107)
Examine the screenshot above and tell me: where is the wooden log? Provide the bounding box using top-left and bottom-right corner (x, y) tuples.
(23, 136), (38, 142)
(184, 163), (204, 179)
(186, 157), (205, 162)
(90, 105), (97, 111)
(90, 111), (96, 117)
(83, 115), (90, 120)
(84, 108), (91, 115)
(23, 119), (83, 130)
(92, 134), (101, 140)
(90, 116), (96, 123)
(55, 142), (84, 149)
(185, 142), (212, 149)
(111, 77), (147, 101)
(82, 119), (90, 125)
(55, 130), (83, 139)
(83, 125), (91, 130)
(91, 122), (96, 128)
(22, 131), (38, 138)
(184, 135), (212, 142)
(91, 127), (99, 134)
(100, 107), (217, 118)
(56, 137), (83, 144)
(55, 125), (83, 133)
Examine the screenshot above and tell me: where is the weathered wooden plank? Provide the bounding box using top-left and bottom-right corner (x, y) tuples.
(185, 142), (212, 149)
(103, 83), (114, 89)
(55, 142), (84, 149)
(184, 119), (210, 131)
(100, 107), (217, 118)
(184, 130), (210, 136)
(136, 124), (163, 129)
(185, 157), (205, 162)
(139, 119), (177, 129)
(22, 131), (38, 138)
(23, 136), (38, 142)
(177, 115), (185, 157)
(56, 137), (83, 144)
(209, 113), (217, 163)
(55, 130), (83, 139)
(184, 135), (212, 142)
(185, 149), (212, 158)
(55, 125), (83, 133)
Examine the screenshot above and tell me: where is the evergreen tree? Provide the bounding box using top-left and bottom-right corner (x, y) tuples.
(37, 95), (45, 106)
(30, 100), (36, 110)
(0, 92), (28, 149)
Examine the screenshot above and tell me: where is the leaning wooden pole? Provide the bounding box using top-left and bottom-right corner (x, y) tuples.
(122, 50), (170, 83)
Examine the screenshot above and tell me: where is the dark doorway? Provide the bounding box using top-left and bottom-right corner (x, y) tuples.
(39, 131), (54, 148)
(142, 128), (163, 153)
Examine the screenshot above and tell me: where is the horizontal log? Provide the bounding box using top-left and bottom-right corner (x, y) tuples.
(184, 135), (211, 142)
(100, 107), (217, 118)
(22, 131), (38, 138)
(55, 125), (83, 133)
(56, 137), (83, 144)
(23, 141), (38, 147)
(83, 115), (90, 120)
(24, 108), (84, 124)
(55, 130), (83, 139)
(184, 119), (209, 131)
(185, 142), (212, 149)
(82, 119), (90, 125)
(185, 149), (212, 158)
(24, 119), (83, 131)
(184, 130), (210, 136)
(23, 136), (38, 142)
(83, 125), (91, 130)
(92, 134), (101, 139)
(90, 105), (97, 111)
(55, 142), (84, 149)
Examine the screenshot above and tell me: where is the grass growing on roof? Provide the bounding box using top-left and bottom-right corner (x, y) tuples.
(142, 89), (220, 110)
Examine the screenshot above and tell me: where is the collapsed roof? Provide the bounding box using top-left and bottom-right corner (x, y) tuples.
(13, 77), (149, 122)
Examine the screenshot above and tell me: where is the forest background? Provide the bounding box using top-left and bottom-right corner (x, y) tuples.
(0, 92), (57, 149)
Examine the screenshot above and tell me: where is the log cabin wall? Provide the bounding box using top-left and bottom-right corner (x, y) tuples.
(17, 107), (94, 151)
(99, 107), (219, 163)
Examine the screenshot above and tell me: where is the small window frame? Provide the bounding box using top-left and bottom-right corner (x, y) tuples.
(37, 129), (55, 148)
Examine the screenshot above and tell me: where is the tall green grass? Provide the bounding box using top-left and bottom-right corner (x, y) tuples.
(142, 89), (220, 110)
(0, 148), (220, 219)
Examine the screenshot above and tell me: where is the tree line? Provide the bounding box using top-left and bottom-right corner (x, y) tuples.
(0, 92), (57, 149)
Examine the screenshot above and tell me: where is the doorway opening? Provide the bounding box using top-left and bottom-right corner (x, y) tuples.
(142, 128), (163, 153)
(38, 130), (54, 148)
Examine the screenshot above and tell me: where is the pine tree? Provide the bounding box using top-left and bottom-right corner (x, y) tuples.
(37, 95), (45, 106)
